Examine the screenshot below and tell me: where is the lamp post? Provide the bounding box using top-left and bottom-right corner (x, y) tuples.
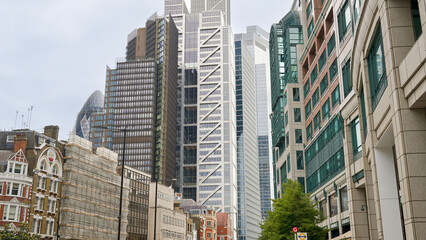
(92, 126), (155, 240)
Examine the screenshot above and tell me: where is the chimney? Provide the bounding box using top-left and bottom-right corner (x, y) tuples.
(44, 125), (59, 140)
(14, 133), (27, 153)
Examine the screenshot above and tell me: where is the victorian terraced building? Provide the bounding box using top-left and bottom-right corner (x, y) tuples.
(271, 0), (426, 239)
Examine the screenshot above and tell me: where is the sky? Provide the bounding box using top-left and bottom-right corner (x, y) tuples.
(0, 0), (291, 140)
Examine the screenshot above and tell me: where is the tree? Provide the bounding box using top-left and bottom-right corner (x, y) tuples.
(0, 223), (41, 240)
(259, 179), (328, 240)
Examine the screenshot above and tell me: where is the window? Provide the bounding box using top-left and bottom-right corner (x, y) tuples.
(3, 205), (18, 221)
(327, 33), (336, 55)
(285, 112), (288, 127)
(305, 101), (312, 119)
(307, 20), (314, 37)
(318, 51), (327, 71)
(286, 132), (289, 148)
(295, 129), (303, 143)
(319, 199), (327, 217)
(52, 165), (58, 175)
(38, 177), (46, 190)
(311, 65), (318, 85)
(294, 108), (301, 122)
(11, 183), (19, 196)
(314, 112), (321, 131)
(306, 123), (313, 140)
(33, 219), (41, 234)
(293, 88), (300, 101)
(50, 180), (58, 193)
(322, 99), (330, 120)
(284, 91), (288, 106)
(368, 25), (387, 110)
(40, 160), (47, 171)
(14, 164), (22, 174)
(360, 87), (368, 137)
(312, 89), (319, 108)
(332, 86), (341, 108)
(184, 126), (197, 144)
(351, 117), (362, 161)
(306, 1), (312, 20)
(329, 193), (338, 216)
(287, 154), (291, 173)
(297, 151), (304, 170)
(304, 80), (310, 98)
(342, 59), (352, 97)
(340, 186), (349, 212)
(298, 177), (305, 193)
(0, 182), (3, 195)
(411, 0), (422, 39)
(320, 73), (329, 96)
(338, 0), (352, 41)
(184, 88), (197, 104)
(329, 59), (338, 80)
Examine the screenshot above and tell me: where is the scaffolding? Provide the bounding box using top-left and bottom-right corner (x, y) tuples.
(59, 135), (129, 240)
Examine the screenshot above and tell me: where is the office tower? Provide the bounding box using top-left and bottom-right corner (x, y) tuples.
(237, 26), (273, 220)
(269, 10), (305, 201)
(273, 0), (426, 239)
(234, 35), (262, 239)
(339, 0), (426, 239)
(73, 90), (104, 140)
(190, 0), (231, 24)
(92, 15), (178, 184)
(165, 0), (238, 238)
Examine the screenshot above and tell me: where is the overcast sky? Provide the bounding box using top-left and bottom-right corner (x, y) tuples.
(0, 0), (291, 140)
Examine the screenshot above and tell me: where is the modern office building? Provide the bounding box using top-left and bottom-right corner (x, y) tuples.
(0, 126), (64, 239)
(234, 34), (262, 239)
(60, 135), (129, 240)
(273, 0), (426, 239)
(165, 2), (238, 237)
(91, 15), (178, 185)
(73, 90), (104, 140)
(117, 165), (151, 240)
(190, 0), (231, 25)
(341, 0), (426, 239)
(236, 26), (273, 220)
(269, 8), (305, 201)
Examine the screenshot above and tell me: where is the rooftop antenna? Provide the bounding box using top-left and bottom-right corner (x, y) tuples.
(21, 114), (25, 129)
(14, 110), (18, 129)
(26, 108), (30, 128)
(28, 106), (33, 129)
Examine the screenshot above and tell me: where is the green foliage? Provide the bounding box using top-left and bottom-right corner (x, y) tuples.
(260, 179), (329, 240)
(0, 223), (41, 240)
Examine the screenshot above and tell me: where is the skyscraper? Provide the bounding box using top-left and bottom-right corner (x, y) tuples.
(91, 15), (178, 184)
(73, 90), (104, 140)
(237, 26), (273, 220)
(234, 34), (262, 239)
(165, 0), (238, 237)
(190, 0), (231, 24)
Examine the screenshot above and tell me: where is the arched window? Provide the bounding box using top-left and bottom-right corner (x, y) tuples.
(52, 165), (58, 175)
(40, 160), (47, 171)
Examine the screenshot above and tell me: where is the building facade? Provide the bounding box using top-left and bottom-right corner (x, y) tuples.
(117, 166), (151, 240)
(216, 212), (232, 240)
(234, 34), (262, 239)
(148, 182), (186, 239)
(236, 26), (273, 221)
(165, 1), (238, 237)
(91, 15), (178, 185)
(73, 90), (104, 140)
(343, 0), (426, 239)
(60, 135), (128, 239)
(269, 9), (306, 200)
(0, 135), (32, 230)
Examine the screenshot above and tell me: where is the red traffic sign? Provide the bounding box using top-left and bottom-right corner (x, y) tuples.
(292, 227), (298, 233)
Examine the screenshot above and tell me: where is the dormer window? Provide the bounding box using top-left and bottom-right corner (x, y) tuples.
(52, 165), (58, 175)
(40, 161), (47, 171)
(14, 164), (22, 174)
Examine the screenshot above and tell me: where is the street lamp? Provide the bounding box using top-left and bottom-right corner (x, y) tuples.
(92, 125), (155, 240)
